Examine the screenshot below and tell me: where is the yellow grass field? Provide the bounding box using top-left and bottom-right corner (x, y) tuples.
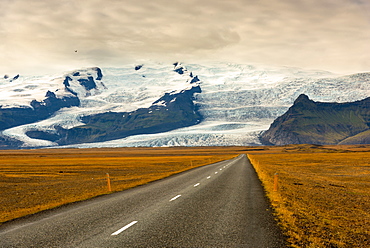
(0, 147), (242, 224)
(1, 144), (370, 248)
(248, 144), (370, 248)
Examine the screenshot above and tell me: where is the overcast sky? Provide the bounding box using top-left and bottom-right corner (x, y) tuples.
(1, 0), (370, 75)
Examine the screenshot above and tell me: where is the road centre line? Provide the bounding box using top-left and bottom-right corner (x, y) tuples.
(215, 172), (218, 174)
(207, 176), (211, 179)
(194, 183), (200, 187)
(111, 221), (138, 236)
(170, 195), (182, 202)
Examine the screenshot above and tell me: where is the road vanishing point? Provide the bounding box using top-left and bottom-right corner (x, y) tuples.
(0, 154), (287, 247)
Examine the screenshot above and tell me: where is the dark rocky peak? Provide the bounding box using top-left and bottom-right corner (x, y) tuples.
(69, 67), (103, 81)
(187, 72), (201, 84)
(292, 94), (317, 109)
(294, 94), (311, 104)
(173, 62), (187, 75)
(78, 76), (96, 91)
(174, 67), (185, 75)
(31, 89), (79, 110)
(9, 74), (20, 82)
(62, 67), (106, 97)
(45, 90), (56, 98)
(289, 94), (321, 110)
(152, 85), (201, 107)
(260, 95), (370, 146)
(4, 75), (9, 79)
(63, 76), (72, 87)
(29, 86), (80, 118)
(92, 67), (103, 80)
(135, 64), (143, 71)
(189, 75), (200, 84)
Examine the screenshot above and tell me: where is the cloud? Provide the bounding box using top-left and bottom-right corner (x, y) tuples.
(1, 0), (369, 74)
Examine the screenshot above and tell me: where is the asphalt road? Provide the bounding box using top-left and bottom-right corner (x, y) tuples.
(0, 154), (287, 247)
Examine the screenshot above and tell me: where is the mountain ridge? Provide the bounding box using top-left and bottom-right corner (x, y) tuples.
(0, 62), (369, 148)
(260, 94), (370, 145)
(56, 84), (202, 145)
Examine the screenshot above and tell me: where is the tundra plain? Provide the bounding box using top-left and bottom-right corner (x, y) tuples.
(0, 147), (239, 223)
(1, 145), (370, 247)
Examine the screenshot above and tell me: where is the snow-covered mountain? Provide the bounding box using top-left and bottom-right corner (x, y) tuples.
(0, 62), (369, 148)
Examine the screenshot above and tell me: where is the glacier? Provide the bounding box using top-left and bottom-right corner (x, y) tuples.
(1, 62), (369, 148)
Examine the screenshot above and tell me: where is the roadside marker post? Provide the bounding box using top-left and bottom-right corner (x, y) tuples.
(273, 173), (279, 192)
(106, 173), (112, 192)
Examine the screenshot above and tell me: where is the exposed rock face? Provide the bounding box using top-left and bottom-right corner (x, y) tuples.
(63, 68), (106, 97)
(173, 62), (187, 75)
(11, 74), (20, 82)
(0, 92), (80, 131)
(56, 85), (202, 145)
(260, 94), (370, 145)
(0, 134), (23, 149)
(25, 130), (60, 142)
(135, 65), (143, 71)
(63, 76), (72, 87)
(31, 91), (80, 117)
(78, 77), (96, 91)
(0, 67), (105, 132)
(189, 75), (200, 84)
(93, 67), (103, 80)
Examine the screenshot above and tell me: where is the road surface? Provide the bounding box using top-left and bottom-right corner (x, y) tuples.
(0, 154), (287, 247)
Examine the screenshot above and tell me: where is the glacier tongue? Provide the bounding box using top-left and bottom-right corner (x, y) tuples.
(57, 120), (271, 148)
(2, 62), (370, 148)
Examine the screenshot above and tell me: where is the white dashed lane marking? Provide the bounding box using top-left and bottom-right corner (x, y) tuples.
(107, 156), (244, 239)
(111, 221), (138, 236)
(169, 195), (182, 202)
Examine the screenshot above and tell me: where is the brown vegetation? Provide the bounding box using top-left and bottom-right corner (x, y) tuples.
(248, 144), (370, 248)
(2, 144), (370, 248)
(0, 147), (241, 223)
